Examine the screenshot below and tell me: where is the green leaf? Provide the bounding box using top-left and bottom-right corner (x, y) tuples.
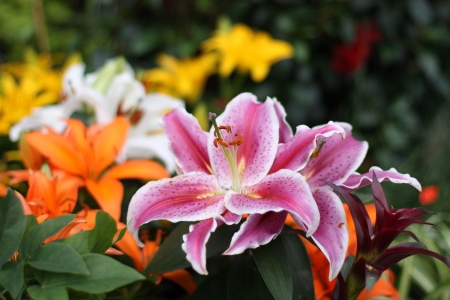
(280, 234), (314, 299)
(27, 285), (68, 300)
(145, 222), (240, 274)
(27, 243), (89, 275)
(0, 189), (26, 268)
(253, 237), (293, 300)
(24, 214), (38, 236)
(36, 253), (145, 293)
(0, 260), (24, 298)
(19, 215), (75, 260)
(144, 222), (191, 274)
(191, 274), (228, 300)
(112, 226), (127, 245)
(88, 211), (116, 253)
(228, 255), (274, 300)
(63, 230), (90, 255)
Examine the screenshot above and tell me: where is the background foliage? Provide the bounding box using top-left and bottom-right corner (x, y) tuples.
(1, 0), (450, 299)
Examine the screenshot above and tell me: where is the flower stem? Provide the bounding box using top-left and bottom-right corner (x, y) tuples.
(32, 0), (51, 53)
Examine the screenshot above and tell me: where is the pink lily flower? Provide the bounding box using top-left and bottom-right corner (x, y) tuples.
(127, 93), (345, 275)
(225, 116), (421, 279)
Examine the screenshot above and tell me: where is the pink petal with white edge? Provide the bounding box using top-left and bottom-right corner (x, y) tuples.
(270, 121), (345, 174)
(208, 93), (279, 188)
(272, 98), (293, 143)
(224, 169), (320, 236)
(223, 211), (287, 255)
(217, 210), (242, 226)
(341, 166), (422, 192)
(309, 186), (348, 280)
(182, 218), (217, 275)
(301, 123), (368, 187)
(161, 107), (211, 174)
(127, 172), (224, 245)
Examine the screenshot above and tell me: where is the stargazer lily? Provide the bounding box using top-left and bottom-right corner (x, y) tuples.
(127, 92), (347, 275)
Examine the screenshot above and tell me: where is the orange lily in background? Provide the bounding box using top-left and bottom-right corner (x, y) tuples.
(25, 117), (170, 220)
(115, 227), (197, 295)
(419, 185), (439, 205)
(286, 203), (400, 299)
(16, 170), (78, 220)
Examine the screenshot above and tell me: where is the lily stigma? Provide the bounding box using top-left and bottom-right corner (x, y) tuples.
(209, 112), (243, 192)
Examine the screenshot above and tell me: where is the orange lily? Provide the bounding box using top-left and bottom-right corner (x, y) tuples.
(115, 227), (197, 295)
(286, 204), (400, 299)
(25, 117), (170, 220)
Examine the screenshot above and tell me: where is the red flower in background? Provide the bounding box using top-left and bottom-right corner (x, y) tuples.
(331, 23), (382, 75)
(419, 185), (439, 205)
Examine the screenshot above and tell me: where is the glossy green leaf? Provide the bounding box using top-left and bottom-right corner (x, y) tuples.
(24, 214), (38, 236)
(228, 255), (274, 300)
(0, 189), (26, 268)
(253, 236), (292, 300)
(27, 243), (89, 275)
(19, 215), (75, 261)
(145, 222), (239, 274)
(27, 285), (68, 300)
(0, 260), (24, 298)
(63, 230), (90, 255)
(280, 234), (315, 299)
(112, 226), (127, 245)
(88, 211), (117, 253)
(35, 253), (145, 293)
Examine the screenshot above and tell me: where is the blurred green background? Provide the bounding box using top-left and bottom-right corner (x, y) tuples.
(1, 0), (449, 212)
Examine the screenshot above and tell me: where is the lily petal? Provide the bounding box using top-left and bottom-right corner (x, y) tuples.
(161, 107), (211, 174)
(123, 135), (177, 173)
(102, 160), (170, 181)
(272, 98), (293, 143)
(301, 123), (368, 187)
(9, 105), (66, 142)
(85, 178), (124, 221)
(225, 169), (319, 236)
(224, 211), (287, 255)
(182, 218), (217, 275)
(270, 121), (345, 174)
(127, 172), (225, 244)
(91, 117), (130, 179)
(26, 131), (88, 177)
(209, 93), (279, 188)
(309, 186), (348, 280)
(341, 166), (422, 192)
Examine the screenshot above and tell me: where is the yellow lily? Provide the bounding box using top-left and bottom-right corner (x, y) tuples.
(0, 73), (56, 134)
(25, 117), (170, 220)
(142, 53), (217, 103)
(202, 23), (293, 82)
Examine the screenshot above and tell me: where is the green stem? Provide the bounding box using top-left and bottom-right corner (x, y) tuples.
(32, 0), (51, 53)
(398, 256), (414, 298)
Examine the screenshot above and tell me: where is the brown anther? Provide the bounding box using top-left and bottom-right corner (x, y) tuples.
(214, 125), (232, 137)
(228, 133), (243, 146)
(214, 137), (228, 148)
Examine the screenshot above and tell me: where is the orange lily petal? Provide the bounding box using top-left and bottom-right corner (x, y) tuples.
(26, 131), (88, 177)
(105, 247), (124, 255)
(27, 171), (58, 217)
(64, 119), (91, 158)
(91, 117), (130, 179)
(19, 134), (44, 170)
(102, 160), (170, 181)
(358, 270), (400, 300)
(85, 178), (123, 221)
(7, 170), (32, 185)
(115, 229), (143, 270)
(15, 190), (32, 215)
(162, 270), (197, 295)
